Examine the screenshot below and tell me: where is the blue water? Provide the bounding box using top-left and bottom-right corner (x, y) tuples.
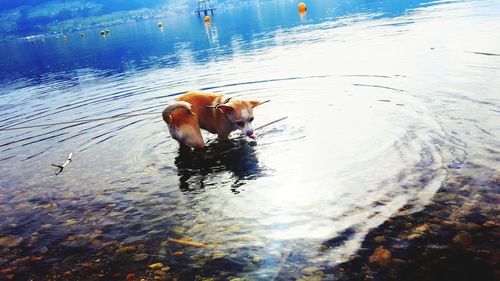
(1, 0), (436, 83)
(0, 0), (499, 280)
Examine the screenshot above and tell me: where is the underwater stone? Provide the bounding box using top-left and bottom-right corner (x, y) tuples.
(148, 262), (164, 270)
(132, 253), (148, 261)
(0, 236), (23, 248)
(452, 231), (473, 246)
(368, 247), (391, 266)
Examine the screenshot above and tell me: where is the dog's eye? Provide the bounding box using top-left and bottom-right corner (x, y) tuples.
(236, 121), (245, 127)
(249, 117), (254, 122)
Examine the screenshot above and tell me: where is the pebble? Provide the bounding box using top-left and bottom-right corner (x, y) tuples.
(154, 270), (167, 277)
(407, 233), (423, 240)
(374, 236), (385, 243)
(170, 226), (186, 234)
(302, 266), (322, 275)
(40, 224), (53, 230)
(132, 253), (148, 261)
(148, 262), (164, 270)
(413, 224), (431, 233)
(63, 219), (78, 226)
(251, 256), (262, 264)
(0, 236), (23, 247)
(117, 245), (137, 255)
(483, 221), (496, 228)
(441, 220), (458, 228)
(458, 186), (472, 193)
(452, 231), (473, 246)
(212, 251), (226, 259)
(125, 273), (136, 281)
(368, 247), (391, 266)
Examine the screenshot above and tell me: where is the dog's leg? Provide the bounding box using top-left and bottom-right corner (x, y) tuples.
(180, 112), (205, 148)
(179, 124), (205, 149)
(168, 108), (205, 149)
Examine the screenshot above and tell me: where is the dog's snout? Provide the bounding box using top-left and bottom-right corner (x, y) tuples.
(245, 130), (254, 137)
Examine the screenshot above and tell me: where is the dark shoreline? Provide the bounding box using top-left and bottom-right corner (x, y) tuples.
(332, 170), (499, 281)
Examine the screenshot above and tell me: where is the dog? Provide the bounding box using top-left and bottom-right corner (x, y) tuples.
(162, 91), (269, 148)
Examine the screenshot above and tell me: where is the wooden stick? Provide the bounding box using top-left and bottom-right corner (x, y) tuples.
(255, 116), (288, 131)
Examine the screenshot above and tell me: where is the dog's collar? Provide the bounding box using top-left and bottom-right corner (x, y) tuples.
(205, 97), (232, 110)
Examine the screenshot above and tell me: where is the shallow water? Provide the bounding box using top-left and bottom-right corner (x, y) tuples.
(0, 0), (499, 280)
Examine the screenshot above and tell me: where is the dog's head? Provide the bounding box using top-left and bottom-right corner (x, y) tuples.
(217, 99), (270, 139)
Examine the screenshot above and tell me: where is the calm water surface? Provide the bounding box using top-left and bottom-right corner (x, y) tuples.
(0, 0), (499, 280)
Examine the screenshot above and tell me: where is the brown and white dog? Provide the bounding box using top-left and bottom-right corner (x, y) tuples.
(162, 91), (269, 148)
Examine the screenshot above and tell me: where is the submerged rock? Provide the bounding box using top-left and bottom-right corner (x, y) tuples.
(63, 219), (78, 226)
(453, 231), (473, 246)
(482, 221), (496, 228)
(368, 247), (391, 266)
(148, 262), (164, 270)
(132, 253), (148, 261)
(251, 256), (262, 264)
(125, 273), (136, 281)
(153, 269), (168, 277)
(117, 245), (138, 255)
(0, 236), (23, 247)
(212, 251), (227, 259)
(302, 266), (323, 276)
(373, 236), (385, 243)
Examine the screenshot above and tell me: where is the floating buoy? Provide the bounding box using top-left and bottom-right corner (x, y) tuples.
(100, 30), (106, 35)
(80, 33), (85, 37)
(63, 35), (68, 40)
(105, 29), (110, 34)
(157, 21), (163, 28)
(298, 2), (307, 12)
(204, 15), (211, 23)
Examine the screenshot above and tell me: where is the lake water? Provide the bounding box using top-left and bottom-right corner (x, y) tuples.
(0, 0), (499, 280)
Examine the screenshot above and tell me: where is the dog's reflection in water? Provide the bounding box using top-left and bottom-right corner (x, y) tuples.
(174, 138), (263, 193)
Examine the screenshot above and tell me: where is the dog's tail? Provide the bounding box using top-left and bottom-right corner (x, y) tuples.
(162, 101), (193, 124)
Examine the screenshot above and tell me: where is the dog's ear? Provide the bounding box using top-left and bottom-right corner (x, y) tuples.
(248, 99), (270, 108)
(217, 104), (234, 115)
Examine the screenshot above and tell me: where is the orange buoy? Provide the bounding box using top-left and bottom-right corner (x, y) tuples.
(204, 15), (211, 23)
(298, 2), (307, 12)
